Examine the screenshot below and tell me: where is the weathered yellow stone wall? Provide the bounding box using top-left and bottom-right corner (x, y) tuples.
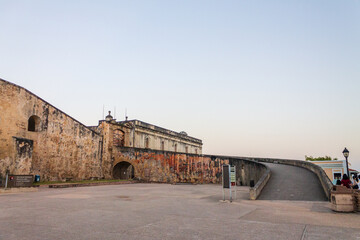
(97, 121), (113, 179)
(111, 148), (227, 183)
(0, 79), (103, 181)
(108, 147), (266, 185)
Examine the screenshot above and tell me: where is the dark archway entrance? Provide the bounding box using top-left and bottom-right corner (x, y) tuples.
(113, 161), (134, 180)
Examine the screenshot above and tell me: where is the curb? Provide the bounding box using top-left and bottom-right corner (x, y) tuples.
(0, 187), (38, 194)
(48, 181), (138, 188)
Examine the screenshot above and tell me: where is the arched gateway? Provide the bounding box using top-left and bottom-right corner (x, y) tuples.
(113, 161), (134, 180)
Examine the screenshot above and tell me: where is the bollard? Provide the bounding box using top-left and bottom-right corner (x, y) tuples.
(5, 171), (9, 189)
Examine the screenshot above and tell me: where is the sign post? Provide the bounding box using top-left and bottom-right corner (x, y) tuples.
(6, 175), (34, 188)
(230, 166), (236, 202)
(4, 169), (9, 189)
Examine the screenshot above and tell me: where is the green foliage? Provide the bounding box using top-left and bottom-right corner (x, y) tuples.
(305, 155), (338, 161)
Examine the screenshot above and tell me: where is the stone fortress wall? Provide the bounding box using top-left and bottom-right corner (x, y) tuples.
(0, 79), (102, 181)
(108, 147), (267, 186)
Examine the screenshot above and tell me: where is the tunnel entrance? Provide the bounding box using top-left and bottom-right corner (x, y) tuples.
(113, 161), (134, 180)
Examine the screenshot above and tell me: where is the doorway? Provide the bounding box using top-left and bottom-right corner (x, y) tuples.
(113, 161), (134, 180)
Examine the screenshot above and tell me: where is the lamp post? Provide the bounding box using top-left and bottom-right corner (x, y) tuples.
(342, 147), (349, 177)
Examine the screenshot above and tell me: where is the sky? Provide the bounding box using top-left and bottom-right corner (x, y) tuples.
(1, 0), (359, 170)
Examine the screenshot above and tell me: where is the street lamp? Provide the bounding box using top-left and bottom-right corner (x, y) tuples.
(342, 147), (349, 177)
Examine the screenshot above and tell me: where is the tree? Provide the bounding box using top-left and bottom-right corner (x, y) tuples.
(305, 156), (338, 161)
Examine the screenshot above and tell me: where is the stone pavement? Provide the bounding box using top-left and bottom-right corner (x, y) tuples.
(0, 184), (359, 240)
(258, 163), (328, 201)
(0, 187), (38, 194)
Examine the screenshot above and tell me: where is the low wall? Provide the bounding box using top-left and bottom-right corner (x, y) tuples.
(247, 157), (333, 200)
(249, 164), (271, 200)
(227, 157), (268, 187)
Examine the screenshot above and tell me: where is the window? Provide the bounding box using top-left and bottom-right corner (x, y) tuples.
(145, 137), (149, 148)
(28, 115), (41, 132)
(161, 141), (164, 151)
(332, 169), (343, 184)
(195, 148), (198, 154)
(185, 146), (188, 153)
(174, 144), (177, 152)
(333, 172), (342, 181)
(334, 173), (341, 179)
(113, 129), (125, 147)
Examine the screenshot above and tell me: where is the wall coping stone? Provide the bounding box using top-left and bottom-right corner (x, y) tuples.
(249, 163), (271, 200)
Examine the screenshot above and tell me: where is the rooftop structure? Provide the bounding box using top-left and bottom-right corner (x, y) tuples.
(97, 114), (202, 154)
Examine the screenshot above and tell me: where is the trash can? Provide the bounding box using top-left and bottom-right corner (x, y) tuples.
(249, 180), (255, 188)
(34, 175), (40, 182)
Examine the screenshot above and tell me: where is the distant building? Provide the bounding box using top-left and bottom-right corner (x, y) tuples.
(311, 160), (358, 184)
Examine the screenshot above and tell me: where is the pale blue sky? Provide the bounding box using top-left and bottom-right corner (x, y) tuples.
(1, 1), (359, 170)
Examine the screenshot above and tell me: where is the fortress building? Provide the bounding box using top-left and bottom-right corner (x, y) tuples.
(0, 78), (203, 182)
(96, 113), (202, 154)
(1, 78), (331, 200)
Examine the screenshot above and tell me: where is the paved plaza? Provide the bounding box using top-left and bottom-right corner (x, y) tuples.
(0, 184), (359, 240)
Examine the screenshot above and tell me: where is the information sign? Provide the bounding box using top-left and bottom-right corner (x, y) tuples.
(230, 167), (236, 186)
(223, 165), (230, 189)
(7, 175), (34, 188)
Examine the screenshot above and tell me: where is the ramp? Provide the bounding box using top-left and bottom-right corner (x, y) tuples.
(258, 163), (327, 201)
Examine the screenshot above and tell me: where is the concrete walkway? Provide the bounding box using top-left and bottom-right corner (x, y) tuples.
(0, 184), (358, 240)
(258, 163), (328, 201)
